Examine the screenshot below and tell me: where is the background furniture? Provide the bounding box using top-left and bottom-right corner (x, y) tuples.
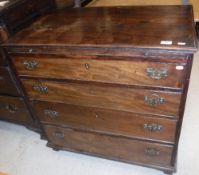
(0, 0), (56, 130)
(0, 0), (55, 35)
(0, 47), (33, 126)
(2, 6), (197, 174)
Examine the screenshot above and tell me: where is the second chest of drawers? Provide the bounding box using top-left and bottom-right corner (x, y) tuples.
(0, 47), (33, 125)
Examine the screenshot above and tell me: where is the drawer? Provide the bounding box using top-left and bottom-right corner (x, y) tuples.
(0, 95), (31, 124)
(32, 101), (177, 143)
(0, 67), (20, 96)
(22, 79), (182, 118)
(44, 125), (174, 168)
(12, 55), (186, 88)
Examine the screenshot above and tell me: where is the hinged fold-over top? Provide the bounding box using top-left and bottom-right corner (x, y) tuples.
(2, 5), (198, 53)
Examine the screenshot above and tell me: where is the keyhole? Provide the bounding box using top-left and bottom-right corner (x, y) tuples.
(85, 63), (90, 70)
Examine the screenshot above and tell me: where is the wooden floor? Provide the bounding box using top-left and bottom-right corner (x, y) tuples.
(87, 0), (199, 21)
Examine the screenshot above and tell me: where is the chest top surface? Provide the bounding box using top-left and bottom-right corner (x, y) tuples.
(3, 5), (198, 52)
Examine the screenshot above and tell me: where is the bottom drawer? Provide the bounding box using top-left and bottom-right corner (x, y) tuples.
(44, 125), (174, 168)
(0, 96), (32, 124)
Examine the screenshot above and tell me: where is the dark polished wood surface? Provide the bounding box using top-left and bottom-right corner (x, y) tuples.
(32, 100), (177, 143)
(22, 79), (182, 117)
(0, 95), (31, 124)
(0, 0), (55, 34)
(196, 22), (199, 39)
(44, 125), (174, 168)
(0, 67), (21, 96)
(4, 6), (197, 52)
(2, 5), (197, 174)
(12, 54), (187, 89)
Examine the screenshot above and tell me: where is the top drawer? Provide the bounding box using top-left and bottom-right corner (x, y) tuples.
(11, 55), (187, 89)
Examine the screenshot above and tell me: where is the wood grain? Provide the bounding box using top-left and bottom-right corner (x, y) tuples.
(3, 6), (197, 52)
(1, 0), (55, 34)
(0, 67), (20, 96)
(2, 5), (196, 174)
(22, 79), (182, 117)
(0, 95), (31, 124)
(12, 54), (186, 89)
(87, 0), (183, 7)
(87, 0), (199, 21)
(32, 100), (177, 143)
(44, 125), (174, 167)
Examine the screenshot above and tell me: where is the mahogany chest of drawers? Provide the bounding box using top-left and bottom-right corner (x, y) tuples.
(2, 6), (197, 174)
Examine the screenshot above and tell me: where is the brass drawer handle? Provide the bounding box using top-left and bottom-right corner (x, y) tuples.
(144, 94), (165, 107)
(144, 123), (162, 132)
(32, 84), (48, 93)
(5, 104), (18, 113)
(23, 60), (38, 70)
(145, 68), (168, 80)
(145, 148), (160, 156)
(44, 110), (59, 118)
(54, 132), (64, 139)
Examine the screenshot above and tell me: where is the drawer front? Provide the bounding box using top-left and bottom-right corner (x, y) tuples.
(0, 96), (31, 124)
(32, 101), (177, 143)
(22, 80), (181, 117)
(0, 67), (20, 96)
(12, 55), (186, 88)
(44, 125), (174, 168)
